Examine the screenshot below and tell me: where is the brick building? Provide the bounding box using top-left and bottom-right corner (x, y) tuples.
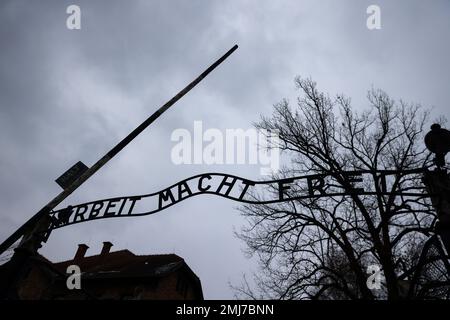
(1, 242), (203, 300)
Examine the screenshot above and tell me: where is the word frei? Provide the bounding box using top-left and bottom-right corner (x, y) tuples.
(171, 121), (280, 175)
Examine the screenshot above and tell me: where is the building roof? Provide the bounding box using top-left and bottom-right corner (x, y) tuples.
(54, 250), (187, 279)
(52, 246), (203, 299)
(1, 244), (203, 300)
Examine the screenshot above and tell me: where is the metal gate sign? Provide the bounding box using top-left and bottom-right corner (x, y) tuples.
(49, 169), (426, 230)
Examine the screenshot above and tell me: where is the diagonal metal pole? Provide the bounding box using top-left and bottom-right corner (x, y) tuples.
(0, 44), (238, 255)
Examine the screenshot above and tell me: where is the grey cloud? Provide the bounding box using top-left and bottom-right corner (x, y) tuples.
(1, 0), (449, 298)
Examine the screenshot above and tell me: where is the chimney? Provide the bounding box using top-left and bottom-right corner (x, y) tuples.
(100, 241), (113, 256)
(74, 244), (89, 261)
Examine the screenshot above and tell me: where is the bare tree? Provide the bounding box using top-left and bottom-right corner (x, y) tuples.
(234, 77), (449, 300)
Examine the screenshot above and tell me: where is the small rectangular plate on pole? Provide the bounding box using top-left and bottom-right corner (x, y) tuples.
(55, 161), (89, 190)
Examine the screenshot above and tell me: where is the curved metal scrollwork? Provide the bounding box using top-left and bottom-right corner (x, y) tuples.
(49, 169), (427, 230)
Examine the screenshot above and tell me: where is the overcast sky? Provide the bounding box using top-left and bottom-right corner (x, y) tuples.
(1, 0), (449, 299)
